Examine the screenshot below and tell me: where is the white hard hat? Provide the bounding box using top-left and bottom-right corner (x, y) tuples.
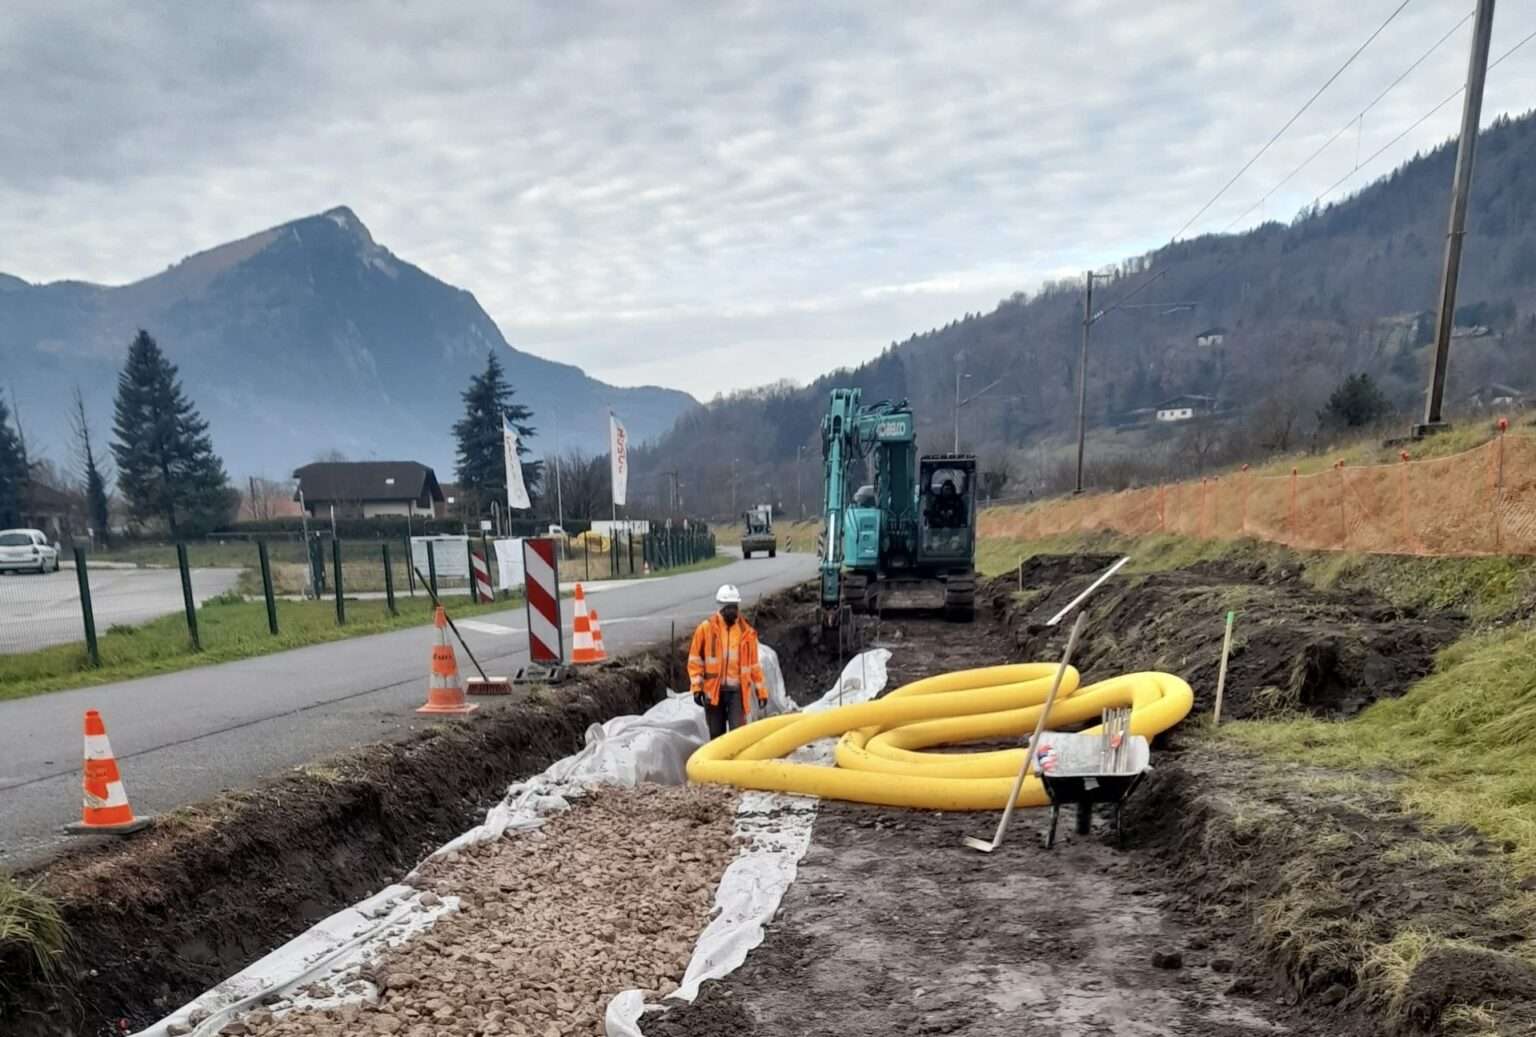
(715, 584), (742, 604)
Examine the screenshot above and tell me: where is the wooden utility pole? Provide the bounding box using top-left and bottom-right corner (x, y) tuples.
(1073, 272), (1094, 494)
(1420, 0), (1497, 433)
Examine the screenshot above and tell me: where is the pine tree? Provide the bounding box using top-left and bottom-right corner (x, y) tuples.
(0, 394), (27, 528)
(452, 350), (541, 515)
(111, 330), (236, 537)
(1319, 372), (1393, 430)
(71, 386), (112, 546)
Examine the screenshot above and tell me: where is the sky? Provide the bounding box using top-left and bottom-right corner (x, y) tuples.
(3, 1), (1535, 402)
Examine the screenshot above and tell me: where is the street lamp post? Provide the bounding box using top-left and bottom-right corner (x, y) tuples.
(796, 445), (805, 518)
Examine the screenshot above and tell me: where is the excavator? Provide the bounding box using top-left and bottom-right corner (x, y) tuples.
(818, 388), (977, 627)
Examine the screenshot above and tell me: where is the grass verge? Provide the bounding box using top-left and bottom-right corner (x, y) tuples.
(977, 529), (1536, 620)
(0, 876), (67, 1000)
(1222, 624), (1536, 873)
(0, 593), (519, 702)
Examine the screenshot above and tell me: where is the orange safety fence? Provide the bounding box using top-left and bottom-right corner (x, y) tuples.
(980, 433), (1536, 557)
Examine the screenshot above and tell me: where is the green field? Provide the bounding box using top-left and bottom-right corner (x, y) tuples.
(0, 592), (517, 702)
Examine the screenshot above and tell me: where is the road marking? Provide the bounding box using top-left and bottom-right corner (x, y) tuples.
(457, 620), (518, 636)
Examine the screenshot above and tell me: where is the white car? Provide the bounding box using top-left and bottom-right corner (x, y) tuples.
(0, 529), (62, 574)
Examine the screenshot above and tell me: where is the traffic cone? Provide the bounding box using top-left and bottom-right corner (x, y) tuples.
(588, 609), (609, 662)
(418, 607), (479, 715)
(64, 710), (152, 835)
(571, 584), (601, 664)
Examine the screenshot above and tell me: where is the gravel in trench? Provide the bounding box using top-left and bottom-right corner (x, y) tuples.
(241, 784), (740, 1037)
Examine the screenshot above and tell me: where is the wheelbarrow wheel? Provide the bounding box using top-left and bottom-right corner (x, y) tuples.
(1075, 800), (1094, 836)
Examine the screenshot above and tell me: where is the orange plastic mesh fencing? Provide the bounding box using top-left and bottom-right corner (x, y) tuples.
(1207, 474), (1247, 539)
(980, 435), (1536, 558)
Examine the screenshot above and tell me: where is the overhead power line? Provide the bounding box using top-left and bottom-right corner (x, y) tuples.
(1168, 0), (1414, 243)
(1221, 9), (1473, 232)
(1313, 24), (1536, 204)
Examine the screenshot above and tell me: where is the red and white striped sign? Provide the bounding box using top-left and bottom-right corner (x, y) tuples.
(521, 538), (563, 663)
(471, 548), (494, 604)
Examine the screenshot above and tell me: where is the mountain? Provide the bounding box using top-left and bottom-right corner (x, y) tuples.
(630, 109), (1536, 516)
(1, 207), (696, 482)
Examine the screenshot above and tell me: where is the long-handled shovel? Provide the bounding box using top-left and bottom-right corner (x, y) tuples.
(963, 612), (1085, 853)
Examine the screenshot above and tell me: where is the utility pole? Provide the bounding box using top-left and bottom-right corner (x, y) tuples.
(1074, 272), (1094, 494)
(796, 446), (805, 518)
(1420, 0), (1497, 434)
(952, 354), (965, 454)
(731, 458), (739, 514)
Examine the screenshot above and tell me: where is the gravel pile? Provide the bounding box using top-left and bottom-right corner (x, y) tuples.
(240, 784), (740, 1037)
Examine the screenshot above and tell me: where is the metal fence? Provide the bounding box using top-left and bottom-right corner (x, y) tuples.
(0, 528), (717, 671)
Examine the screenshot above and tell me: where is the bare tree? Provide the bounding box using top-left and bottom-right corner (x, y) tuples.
(243, 476), (293, 521)
(1176, 421), (1224, 476)
(1250, 393), (1301, 453)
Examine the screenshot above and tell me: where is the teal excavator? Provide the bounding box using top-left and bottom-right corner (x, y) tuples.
(818, 388), (977, 626)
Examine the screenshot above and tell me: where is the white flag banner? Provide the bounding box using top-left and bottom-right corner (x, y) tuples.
(609, 413), (629, 507)
(504, 417), (531, 510)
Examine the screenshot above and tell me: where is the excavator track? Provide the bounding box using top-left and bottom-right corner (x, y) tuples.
(943, 572), (976, 622)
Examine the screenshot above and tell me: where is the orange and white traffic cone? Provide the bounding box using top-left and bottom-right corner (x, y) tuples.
(588, 609), (609, 662)
(417, 606), (479, 715)
(64, 710), (152, 835)
(571, 584), (601, 664)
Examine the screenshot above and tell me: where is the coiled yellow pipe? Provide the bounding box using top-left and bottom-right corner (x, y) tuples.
(686, 664), (1193, 810)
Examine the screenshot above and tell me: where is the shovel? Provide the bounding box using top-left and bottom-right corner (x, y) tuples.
(963, 612), (1084, 854)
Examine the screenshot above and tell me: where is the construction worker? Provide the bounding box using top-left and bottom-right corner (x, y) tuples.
(688, 584), (767, 738)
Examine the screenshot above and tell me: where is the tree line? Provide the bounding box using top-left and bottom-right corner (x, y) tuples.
(0, 330), (235, 540)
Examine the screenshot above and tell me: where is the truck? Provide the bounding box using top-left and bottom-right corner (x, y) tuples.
(741, 505), (777, 559)
(818, 388), (977, 624)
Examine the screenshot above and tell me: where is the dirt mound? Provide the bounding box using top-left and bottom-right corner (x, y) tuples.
(1133, 747), (1536, 1036)
(1000, 556), (1464, 719)
(2, 660), (669, 1037)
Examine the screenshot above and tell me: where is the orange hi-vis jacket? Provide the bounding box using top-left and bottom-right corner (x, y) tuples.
(688, 612), (767, 713)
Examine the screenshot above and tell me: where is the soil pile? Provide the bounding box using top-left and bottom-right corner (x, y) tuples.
(999, 555), (1464, 719)
(241, 785), (739, 1037)
(1134, 746), (1536, 1036)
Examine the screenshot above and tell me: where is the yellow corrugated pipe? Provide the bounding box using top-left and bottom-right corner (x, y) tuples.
(686, 664), (1193, 810)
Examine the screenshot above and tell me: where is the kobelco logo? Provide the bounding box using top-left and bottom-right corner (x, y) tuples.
(875, 420), (906, 438)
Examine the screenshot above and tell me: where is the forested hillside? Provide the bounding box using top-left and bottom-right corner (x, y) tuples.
(626, 109), (1536, 518)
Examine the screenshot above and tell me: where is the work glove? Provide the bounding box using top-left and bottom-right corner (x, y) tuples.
(693, 692), (706, 707)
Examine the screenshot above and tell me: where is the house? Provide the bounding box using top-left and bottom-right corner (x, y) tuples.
(292, 461), (445, 520)
(1195, 327), (1228, 347)
(21, 478), (86, 541)
(1466, 383), (1525, 410)
(1154, 395), (1219, 423)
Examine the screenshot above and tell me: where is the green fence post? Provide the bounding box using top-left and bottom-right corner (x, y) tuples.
(258, 540), (279, 635)
(628, 530), (635, 576)
(405, 534), (417, 596)
(74, 546), (100, 667)
(382, 542), (398, 615)
(332, 537), (345, 625)
(426, 540), (439, 598)
(177, 543), (201, 651)
(584, 537), (591, 582)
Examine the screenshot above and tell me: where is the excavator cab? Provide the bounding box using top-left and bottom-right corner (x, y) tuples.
(918, 455), (977, 619)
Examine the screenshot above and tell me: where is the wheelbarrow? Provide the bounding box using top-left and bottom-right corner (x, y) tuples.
(1033, 725), (1151, 849)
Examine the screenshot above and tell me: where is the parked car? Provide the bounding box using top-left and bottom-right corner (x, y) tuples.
(0, 529), (61, 574)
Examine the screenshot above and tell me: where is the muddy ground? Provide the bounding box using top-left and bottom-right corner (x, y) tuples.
(645, 557), (1524, 1037)
(999, 553), (1465, 719)
(645, 802), (1324, 1037)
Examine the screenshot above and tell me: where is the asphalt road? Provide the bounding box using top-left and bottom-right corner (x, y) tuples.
(0, 566), (243, 653)
(0, 551), (817, 871)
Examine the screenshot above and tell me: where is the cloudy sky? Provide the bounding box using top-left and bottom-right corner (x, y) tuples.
(3, 1), (1534, 400)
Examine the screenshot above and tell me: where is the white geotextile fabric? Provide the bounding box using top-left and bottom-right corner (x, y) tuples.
(132, 640), (818, 1037)
(604, 649), (891, 1037)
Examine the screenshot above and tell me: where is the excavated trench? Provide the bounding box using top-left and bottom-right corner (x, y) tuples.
(6, 561), (1523, 1037)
